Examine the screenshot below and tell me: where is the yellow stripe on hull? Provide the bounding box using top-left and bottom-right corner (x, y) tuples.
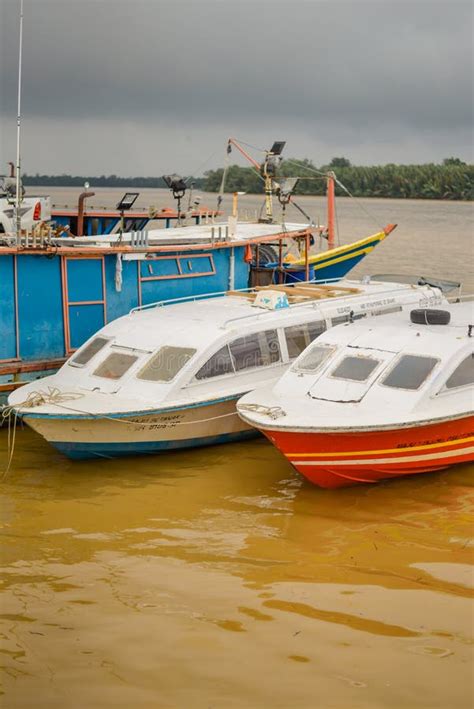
(287, 230), (386, 268)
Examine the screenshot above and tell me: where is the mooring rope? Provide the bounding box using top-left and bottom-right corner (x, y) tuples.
(1, 386), (244, 475)
(237, 403), (287, 419)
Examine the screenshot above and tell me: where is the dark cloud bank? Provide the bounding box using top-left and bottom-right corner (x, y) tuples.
(0, 0), (472, 175)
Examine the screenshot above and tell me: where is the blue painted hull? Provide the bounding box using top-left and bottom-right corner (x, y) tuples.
(52, 429), (259, 460)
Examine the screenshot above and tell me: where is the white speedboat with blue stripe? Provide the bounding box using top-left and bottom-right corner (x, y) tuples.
(7, 279), (450, 460)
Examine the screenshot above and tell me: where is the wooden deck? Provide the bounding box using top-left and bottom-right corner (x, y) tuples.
(226, 283), (361, 304)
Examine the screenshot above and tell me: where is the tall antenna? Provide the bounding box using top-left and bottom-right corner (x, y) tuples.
(15, 0), (24, 244)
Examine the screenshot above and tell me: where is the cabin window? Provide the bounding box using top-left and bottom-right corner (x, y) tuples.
(70, 336), (109, 367)
(137, 346), (197, 382)
(381, 354), (438, 390)
(285, 320), (326, 358)
(195, 330), (281, 381)
(331, 315), (350, 327)
(230, 330), (281, 372)
(329, 355), (380, 382)
(444, 353), (474, 390)
(195, 345), (234, 380)
(93, 352), (138, 380)
(293, 344), (335, 373)
(371, 306), (402, 317)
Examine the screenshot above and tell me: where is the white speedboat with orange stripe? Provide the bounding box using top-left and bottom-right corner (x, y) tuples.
(237, 302), (474, 488)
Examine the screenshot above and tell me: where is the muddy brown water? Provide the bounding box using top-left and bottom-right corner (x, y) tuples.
(1, 190), (473, 708)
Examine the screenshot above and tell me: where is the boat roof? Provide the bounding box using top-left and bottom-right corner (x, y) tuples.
(52, 220), (310, 247)
(8, 279), (451, 418)
(238, 301), (474, 431)
(98, 279), (444, 350)
(303, 300), (473, 355)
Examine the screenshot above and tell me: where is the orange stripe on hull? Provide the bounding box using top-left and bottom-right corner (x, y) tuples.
(262, 416), (474, 488)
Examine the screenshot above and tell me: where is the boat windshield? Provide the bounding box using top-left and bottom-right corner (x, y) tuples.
(93, 351), (139, 380)
(381, 354), (439, 390)
(69, 336), (109, 367)
(292, 344), (336, 373)
(137, 346), (197, 382)
(444, 352), (474, 390)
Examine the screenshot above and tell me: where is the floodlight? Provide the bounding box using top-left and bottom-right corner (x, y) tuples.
(269, 141), (285, 156)
(264, 154), (282, 177)
(116, 192), (139, 211)
(277, 177), (299, 203)
(162, 174), (187, 194)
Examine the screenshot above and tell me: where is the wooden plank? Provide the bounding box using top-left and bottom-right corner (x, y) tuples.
(0, 357), (66, 376)
(226, 291), (255, 300)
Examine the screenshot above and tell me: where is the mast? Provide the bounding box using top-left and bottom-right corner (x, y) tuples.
(326, 171), (335, 250)
(15, 0), (24, 244)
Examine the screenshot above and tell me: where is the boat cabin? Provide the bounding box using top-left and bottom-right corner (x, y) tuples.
(33, 279), (448, 414)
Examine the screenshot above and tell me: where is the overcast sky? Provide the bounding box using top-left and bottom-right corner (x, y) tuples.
(0, 0), (472, 176)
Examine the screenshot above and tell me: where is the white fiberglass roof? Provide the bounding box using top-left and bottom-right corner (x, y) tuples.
(238, 301), (474, 431)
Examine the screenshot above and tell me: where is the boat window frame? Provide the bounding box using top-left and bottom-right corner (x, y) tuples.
(190, 327), (286, 384)
(378, 352), (441, 392)
(91, 349), (141, 381)
(136, 345), (198, 383)
(291, 343), (337, 375)
(68, 335), (112, 368)
(327, 354), (382, 383)
(283, 318), (327, 360)
(437, 351), (474, 394)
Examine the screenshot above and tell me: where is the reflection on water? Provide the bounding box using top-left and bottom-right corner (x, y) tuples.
(1, 426), (473, 708)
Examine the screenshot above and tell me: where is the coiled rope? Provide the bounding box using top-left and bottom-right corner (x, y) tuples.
(238, 403), (286, 419)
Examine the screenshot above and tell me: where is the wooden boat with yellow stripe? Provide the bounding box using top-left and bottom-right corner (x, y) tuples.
(237, 301), (474, 488)
(281, 226), (395, 281)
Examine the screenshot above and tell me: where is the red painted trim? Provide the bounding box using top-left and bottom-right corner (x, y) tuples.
(13, 254), (19, 359)
(0, 229), (315, 256)
(0, 357), (66, 376)
(62, 256), (106, 355)
(60, 255), (70, 354)
(68, 299), (104, 306)
(139, 253), (216, 283)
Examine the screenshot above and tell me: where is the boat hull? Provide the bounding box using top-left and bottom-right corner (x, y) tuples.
(259, 416), (474, 488)
(23, 396), (257, 460)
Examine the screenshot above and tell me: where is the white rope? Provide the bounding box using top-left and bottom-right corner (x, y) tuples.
(238, 403), (286, 419)
(5, 387), (241, 428)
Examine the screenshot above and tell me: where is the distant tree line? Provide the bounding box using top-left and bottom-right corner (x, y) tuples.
(21, 157), (473, 200)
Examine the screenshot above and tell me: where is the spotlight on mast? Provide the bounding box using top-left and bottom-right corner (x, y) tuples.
(162, 174), (188, 225)
(259, 141), (286, 223)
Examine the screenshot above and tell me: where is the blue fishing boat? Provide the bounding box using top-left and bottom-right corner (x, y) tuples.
(0, 141), (396, 406)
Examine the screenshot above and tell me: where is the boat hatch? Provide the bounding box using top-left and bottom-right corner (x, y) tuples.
(308, 347), (396, 403)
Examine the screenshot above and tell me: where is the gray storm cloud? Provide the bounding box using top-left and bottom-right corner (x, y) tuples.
(0, 0), (472, 174)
